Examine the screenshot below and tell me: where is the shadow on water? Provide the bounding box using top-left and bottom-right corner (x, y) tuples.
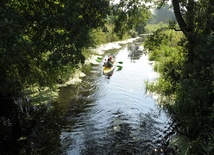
(0, 98), (65, 155)
(0, 99), (21, 155)
(78, 111), (175, 155)
(0, 39), (178, 155)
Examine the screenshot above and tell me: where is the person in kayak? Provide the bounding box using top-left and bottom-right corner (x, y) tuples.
(103, 56), (113, 67)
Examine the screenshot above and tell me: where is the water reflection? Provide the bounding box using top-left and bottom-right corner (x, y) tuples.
(127, 43), (145, 62)
(61, 109), (172, 155)
(0, 99), (64, 155)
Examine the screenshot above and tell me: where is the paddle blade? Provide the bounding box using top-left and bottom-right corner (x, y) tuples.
(97, 57), (103, 60)
(117, 61), (123, 64)
(116, 65), (123, 71)
(96, 57), (103, 63)
(96, 59), (102, 62)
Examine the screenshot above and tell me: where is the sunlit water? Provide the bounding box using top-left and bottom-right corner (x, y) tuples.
(59, 43), (171, 155)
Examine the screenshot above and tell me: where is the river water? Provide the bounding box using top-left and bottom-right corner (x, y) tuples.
(58, 41), (172, 155)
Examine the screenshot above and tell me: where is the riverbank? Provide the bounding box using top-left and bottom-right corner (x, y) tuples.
(86, 37), (140, 64)
(22, 37), (140, 105)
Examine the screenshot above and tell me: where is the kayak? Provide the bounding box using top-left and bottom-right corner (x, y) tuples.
(103, 65), (115, 75)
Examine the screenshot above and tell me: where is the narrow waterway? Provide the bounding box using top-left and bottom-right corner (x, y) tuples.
(58, 41), (172, 155)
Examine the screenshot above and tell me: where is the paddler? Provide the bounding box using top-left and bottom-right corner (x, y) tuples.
(103, 56), (113, 67)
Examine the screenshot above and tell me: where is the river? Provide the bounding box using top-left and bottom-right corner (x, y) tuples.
(57, 40), (172, 155)
(0, 39), (173, 155)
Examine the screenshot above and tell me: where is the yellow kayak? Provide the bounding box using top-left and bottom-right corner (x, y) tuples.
(103, 65), (115, 75)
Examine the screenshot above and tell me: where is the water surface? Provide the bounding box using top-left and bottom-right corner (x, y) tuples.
(59, 43), (171, 155)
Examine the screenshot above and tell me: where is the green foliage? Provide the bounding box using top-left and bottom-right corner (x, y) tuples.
(144, 28), (169, 51)
(145, 23), (166, 33)
(172, 0), (214, 150)
(145, 29), (185, 102)
(128, 30), (138, 38)
(171, 34), (214, 154)
(90, 25), (120, 45)
(112, 0), (151, 38)
(146, 0), (214, 152)
(0, 0), (111, 98)
(135, 9), (152, 34)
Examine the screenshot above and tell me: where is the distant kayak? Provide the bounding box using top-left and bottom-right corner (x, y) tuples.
(103, 64), (115, 76)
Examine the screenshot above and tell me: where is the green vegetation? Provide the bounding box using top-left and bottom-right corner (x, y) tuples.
(145, 29), (185, 104)
(3, 0), (213, 154)
(0, 0), (109, 99)
(145, 3), (176, 33)
(145, 0), (214, 154)
(145, 22), (168, 33)
(0, 1), (151, 153)
(0, 0), (150, 100)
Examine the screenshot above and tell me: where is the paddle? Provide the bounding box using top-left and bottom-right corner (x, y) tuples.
(96, 59), (102, 62)
(96, 57), (123, 70)
(96, 57), (103, 62)
(117, 61), (123, 64)
(115, 62), (123, 70)
(116, 65), (123, 70)
(97, 57), (103, 60)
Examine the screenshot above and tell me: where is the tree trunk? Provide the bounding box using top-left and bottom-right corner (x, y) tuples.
(172, 0), (188, 38)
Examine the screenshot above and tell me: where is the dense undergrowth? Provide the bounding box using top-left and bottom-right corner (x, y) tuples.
(144, 28), (214, 154)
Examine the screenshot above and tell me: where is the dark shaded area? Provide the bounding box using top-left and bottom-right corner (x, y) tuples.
(75, 111), (178, 155)
(0, 99), (178, 155)
(0, 99), (21, 155)
(0, 99), (65, 155)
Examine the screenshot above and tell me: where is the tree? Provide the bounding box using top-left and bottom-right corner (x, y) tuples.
(0, 0), (111, 99)
(0, 1), (111, 153)
(151, 3), (176, 24)
(135, 9), (152, 34)
(149, 0), (214, 154)
(0, 0), (152, 100)
(111, 0), (151, 38)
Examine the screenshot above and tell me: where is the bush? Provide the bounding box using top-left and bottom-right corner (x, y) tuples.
(128, 30), (138, 38)
(145, 25), (214, 155)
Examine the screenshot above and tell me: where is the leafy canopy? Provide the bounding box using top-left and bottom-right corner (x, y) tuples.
(0, 0), (111, 97)
(0, 0), (151, 98)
